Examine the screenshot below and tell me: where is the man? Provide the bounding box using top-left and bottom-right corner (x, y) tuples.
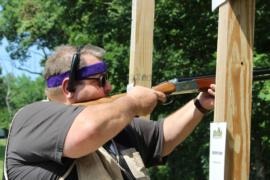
(4, 44), (215, 180)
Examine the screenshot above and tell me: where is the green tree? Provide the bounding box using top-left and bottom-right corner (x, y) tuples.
(0, 75), (9, 128)
(0, 74), (45, 128)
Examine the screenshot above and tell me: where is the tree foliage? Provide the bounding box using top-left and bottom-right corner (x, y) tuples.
(0, 75), (9, 128)
(0, 0), (269, 179)
(0, 74), (45, 128)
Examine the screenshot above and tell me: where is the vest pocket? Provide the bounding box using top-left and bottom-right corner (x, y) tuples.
(122, 148), (150, 180)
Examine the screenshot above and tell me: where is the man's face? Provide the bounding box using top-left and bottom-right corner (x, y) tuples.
(70, 54), (112, 103)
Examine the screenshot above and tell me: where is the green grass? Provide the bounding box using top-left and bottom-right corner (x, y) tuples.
(0, 139), (7, 180)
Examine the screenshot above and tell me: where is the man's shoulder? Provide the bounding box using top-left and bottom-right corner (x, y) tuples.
(18, 100), (50, 110)
(24, 100), (63, 108)
(13, 101), (50, 117)
(13, 101), (84, 125)
(20, 100), (75, 113)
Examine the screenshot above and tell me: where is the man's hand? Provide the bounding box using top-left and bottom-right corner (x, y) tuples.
(127, 86), (166, 116)
(196, 84), (215, 111)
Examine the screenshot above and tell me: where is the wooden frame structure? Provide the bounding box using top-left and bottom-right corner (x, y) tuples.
(128, 0), (255, 179)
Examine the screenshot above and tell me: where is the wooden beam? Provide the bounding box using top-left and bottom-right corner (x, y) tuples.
(129, 0), (155, 88)
(214, 0), (255, 179)
(129, 0), (155, 119)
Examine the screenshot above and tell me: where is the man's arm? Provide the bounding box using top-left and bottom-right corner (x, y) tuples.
(162, 85), (215, 156)
(63, 86), (166, 158)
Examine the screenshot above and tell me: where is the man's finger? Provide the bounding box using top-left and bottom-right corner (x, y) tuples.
(154, 91), (167, 103)
(207, 89), (215, 96)
(210, 84), (216, 91)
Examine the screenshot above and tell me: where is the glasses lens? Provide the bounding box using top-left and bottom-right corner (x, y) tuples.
(84, 74), (107, 87)
(100, 75), (107, 87)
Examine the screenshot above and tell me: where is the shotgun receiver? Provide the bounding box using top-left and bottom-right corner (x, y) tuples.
(77, 68), (270, 106)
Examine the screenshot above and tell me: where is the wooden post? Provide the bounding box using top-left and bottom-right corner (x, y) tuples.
(129, 0), (155, 119)
(214, 0), (255, 179)
(129, 0), (154, 88)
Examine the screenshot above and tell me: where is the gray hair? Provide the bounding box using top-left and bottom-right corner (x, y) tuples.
(44, 44), (106, 98)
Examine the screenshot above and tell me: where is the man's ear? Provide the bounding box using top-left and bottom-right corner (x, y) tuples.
(62, 78), (74, 98)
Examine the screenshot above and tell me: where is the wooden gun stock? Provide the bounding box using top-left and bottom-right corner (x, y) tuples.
(76, 77), (215, 106)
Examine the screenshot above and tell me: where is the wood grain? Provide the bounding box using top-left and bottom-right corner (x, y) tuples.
(214, 0), (255, 179)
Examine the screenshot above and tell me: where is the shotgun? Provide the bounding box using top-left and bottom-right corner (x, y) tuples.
(77, 68), (270, 106)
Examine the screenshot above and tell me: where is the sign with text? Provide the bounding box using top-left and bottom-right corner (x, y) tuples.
(212, 0), (227, 11)
(209, 122), (227, 180)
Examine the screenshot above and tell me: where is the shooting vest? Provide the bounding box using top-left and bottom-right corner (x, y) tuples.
(60, 146), (150, 180)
